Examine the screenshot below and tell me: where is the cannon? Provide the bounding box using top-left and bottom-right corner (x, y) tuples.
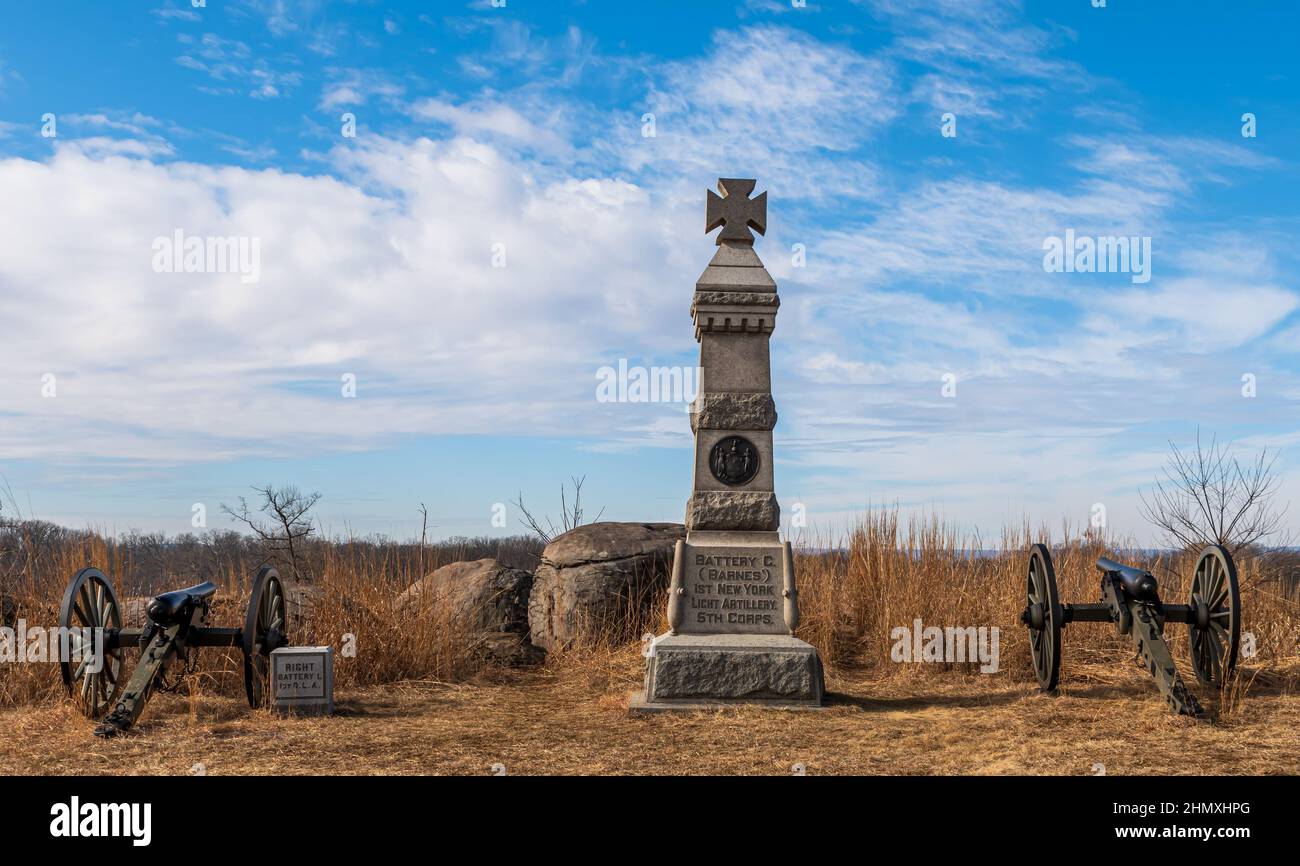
(1020, 544), (1240, 716)
(57, 565), (289, 737)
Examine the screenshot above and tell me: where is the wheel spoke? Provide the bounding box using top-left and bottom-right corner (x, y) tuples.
(79, 584), (95, 625)
(1207, 577), (1227, 609)
(1207, 562), (1224, 606)
(97, 583), (113, 625)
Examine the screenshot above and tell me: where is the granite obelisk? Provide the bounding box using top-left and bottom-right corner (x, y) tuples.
(632, 179), (825, 711)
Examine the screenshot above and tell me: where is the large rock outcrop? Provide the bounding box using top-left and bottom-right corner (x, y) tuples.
(400, 558), (540, 665)
(528, 522), (686, 653)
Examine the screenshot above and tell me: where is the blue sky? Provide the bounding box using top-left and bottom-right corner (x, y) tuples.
(0, 0), (1297, 544)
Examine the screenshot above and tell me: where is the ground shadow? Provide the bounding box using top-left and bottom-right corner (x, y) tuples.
(825, 689), (1032, 712)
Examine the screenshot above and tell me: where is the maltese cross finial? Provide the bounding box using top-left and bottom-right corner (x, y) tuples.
(705, 178), (767, 246)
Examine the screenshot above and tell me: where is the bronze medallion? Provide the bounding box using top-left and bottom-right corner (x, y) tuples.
(709, 435), (760, 486)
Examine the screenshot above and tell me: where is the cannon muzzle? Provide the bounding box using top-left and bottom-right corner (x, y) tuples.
(1096, 557), (1159, 603)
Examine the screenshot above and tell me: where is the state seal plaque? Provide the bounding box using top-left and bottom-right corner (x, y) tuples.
(709, 435), (760, 486)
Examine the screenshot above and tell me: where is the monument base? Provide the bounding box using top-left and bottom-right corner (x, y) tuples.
(630, 633), (825, 712)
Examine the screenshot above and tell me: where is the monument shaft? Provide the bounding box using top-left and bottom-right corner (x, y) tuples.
(634, 179), (825, 711)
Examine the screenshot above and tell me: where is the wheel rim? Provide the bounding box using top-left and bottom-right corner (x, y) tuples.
(58, 568), (124, 719)
(1025, 544), (1062, 691)
(243, 566), (286, 708)
(1188, 545), (1240, 687)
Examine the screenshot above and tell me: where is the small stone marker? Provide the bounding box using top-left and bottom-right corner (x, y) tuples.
(270, 646), (334, 715)
(631, 179), (826, 711)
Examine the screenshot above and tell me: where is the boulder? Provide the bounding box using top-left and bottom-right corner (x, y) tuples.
(399, 558), (536, 664)
(528, 522), (686, 652)
(471, 632), (545, 667)
(399, 558), (532, 633)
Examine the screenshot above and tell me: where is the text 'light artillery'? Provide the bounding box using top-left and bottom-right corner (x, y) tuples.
(1021, 544), (1241, 716)
(59, 565), (289, 736)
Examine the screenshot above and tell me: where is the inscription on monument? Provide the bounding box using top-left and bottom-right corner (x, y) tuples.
(679, 545), (787, 635)
(271, 646), (335, 715)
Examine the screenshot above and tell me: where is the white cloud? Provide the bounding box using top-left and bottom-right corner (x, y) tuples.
(860, 0), (1089, 117)
(319, 69), (405, 110)
(152, 4), (201, 23)
(408, 98), (570, 155)
(0, 137), (694, 464)
(1089, 278), (1297, 351)
(58, 137), (176, 160)
(627, 25), (894, 200)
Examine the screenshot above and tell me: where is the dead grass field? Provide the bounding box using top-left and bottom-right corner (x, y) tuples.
(3, 652), (1297, 776)
(4, 512), (1297, 774)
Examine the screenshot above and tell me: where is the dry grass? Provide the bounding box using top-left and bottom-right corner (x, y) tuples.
(2, 651), (1297, 775)
(794, 513), (1299, 679)
(0, 530), (491, 706)
(2, 510), (1297, 775)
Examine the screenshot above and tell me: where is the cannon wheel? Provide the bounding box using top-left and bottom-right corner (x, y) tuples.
(58, 568), (124, 719)
(242, 566), (287, 708)
(1025, 544), (1062, 691)
(1188, 545), (1240, 687)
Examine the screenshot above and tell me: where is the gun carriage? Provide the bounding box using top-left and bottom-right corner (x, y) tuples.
(58, 565), (289, 737)
(1021, 544), (1240, 716)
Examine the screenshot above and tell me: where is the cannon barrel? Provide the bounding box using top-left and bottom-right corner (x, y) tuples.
(1096, 557), (1159, 603)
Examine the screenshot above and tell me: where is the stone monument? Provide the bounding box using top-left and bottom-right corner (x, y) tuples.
(631, 179), (825, 711)
(270, 645), (335, 715)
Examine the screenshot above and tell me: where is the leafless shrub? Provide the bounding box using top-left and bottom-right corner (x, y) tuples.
(222, 485), (322, 582)
(513, 476), (605, 545)
(1138, 431), (1288, 556)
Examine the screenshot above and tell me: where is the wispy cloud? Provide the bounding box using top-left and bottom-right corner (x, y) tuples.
(175, 32), (303, 99)
(861, 0), (1090, 118)
(151, 3), (201, 23)
(408, 96), (572, 155)
(318, 68), (405, 111)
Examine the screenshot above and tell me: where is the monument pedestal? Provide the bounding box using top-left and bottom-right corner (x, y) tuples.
(632, 534), (826, 711)
(632, 178), (825, 713)
(632, 634), (824, 711)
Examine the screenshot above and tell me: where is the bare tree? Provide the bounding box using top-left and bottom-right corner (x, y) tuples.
(514, 476), (606, 544)
(417, 502), (432, 576)
(1139, 432), (1288, 555)
(222, 485), (322, 581)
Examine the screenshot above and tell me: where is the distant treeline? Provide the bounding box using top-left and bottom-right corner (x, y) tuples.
(0, 518), (545, 597)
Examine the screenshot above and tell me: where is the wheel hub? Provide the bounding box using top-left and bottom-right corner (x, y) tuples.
(265, 627), (288, 654)
(1192, 595), (1211, 630)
